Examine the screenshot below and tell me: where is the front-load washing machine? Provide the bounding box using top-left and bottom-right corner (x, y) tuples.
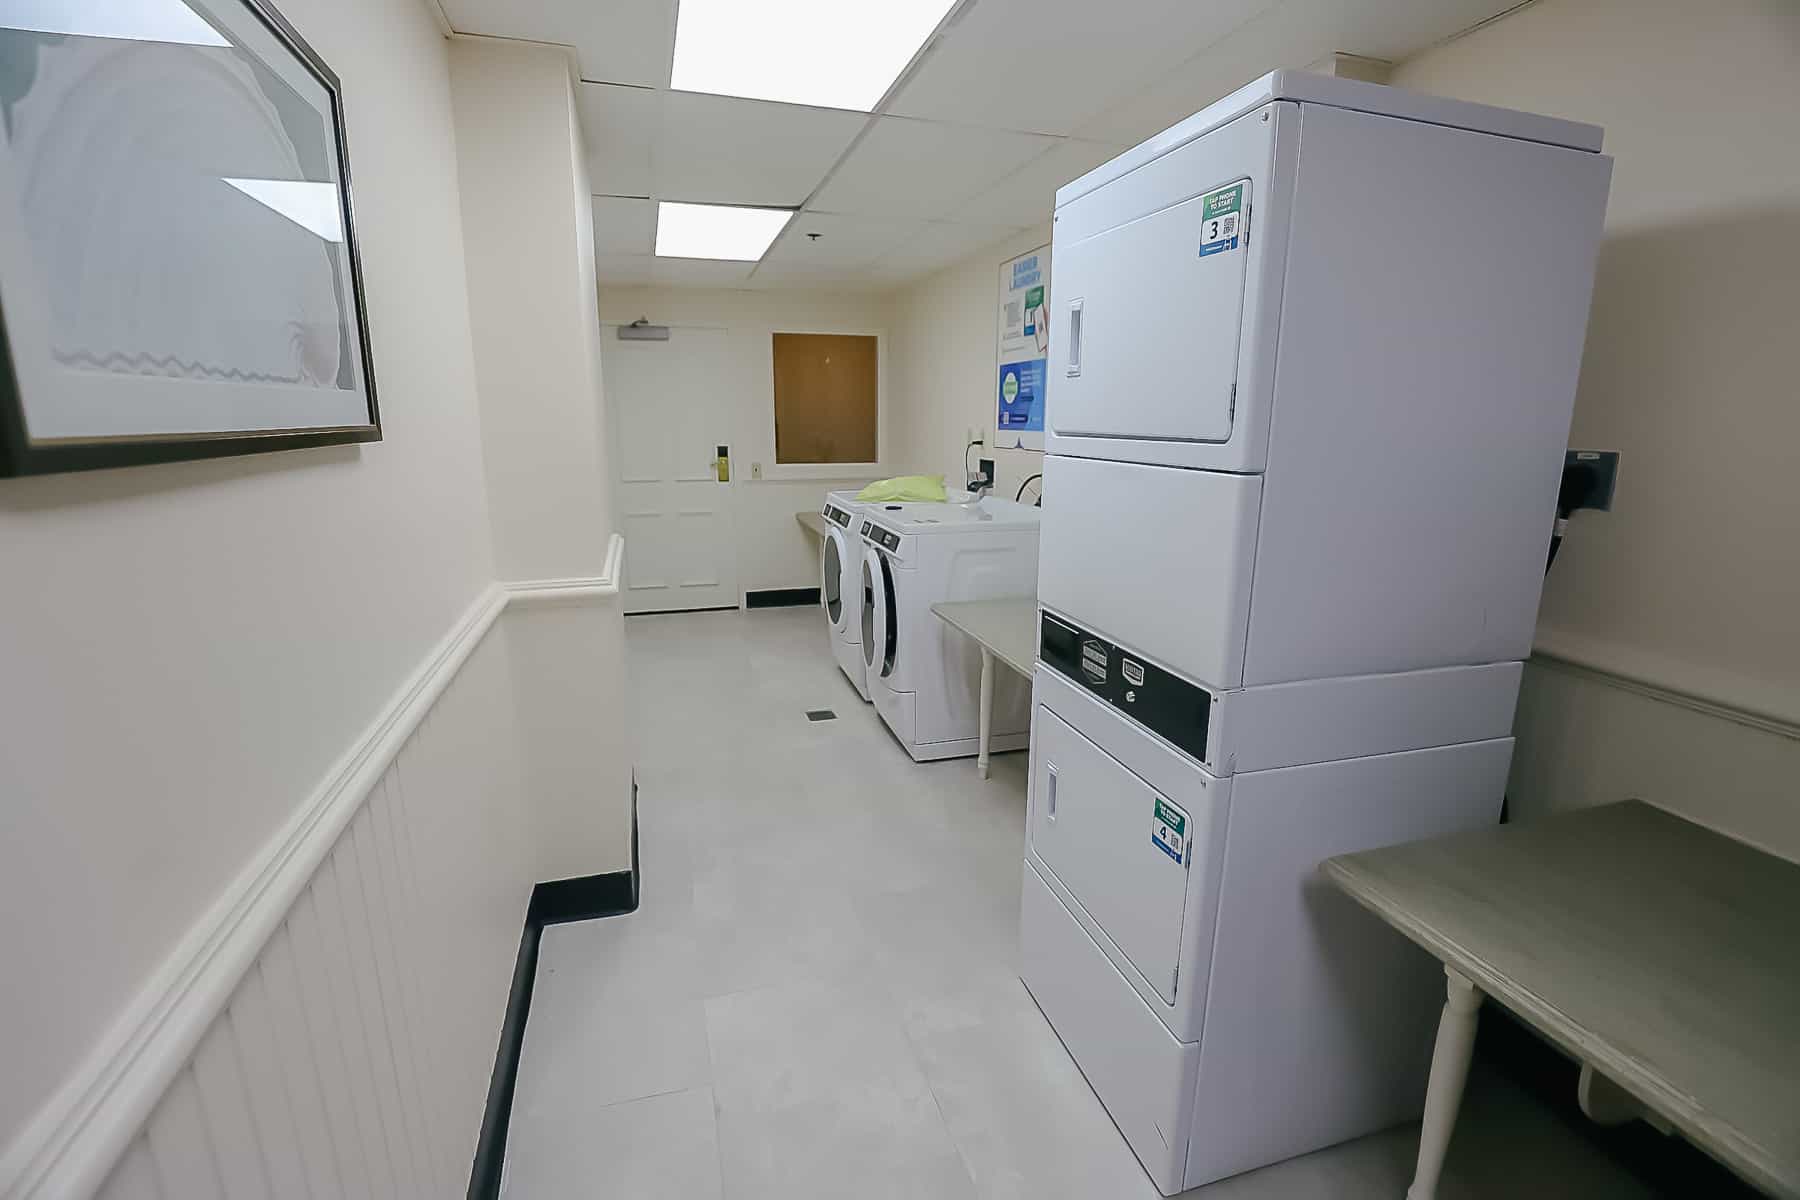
(859, 498), (1040, 761)
(819, 490), (876, 700)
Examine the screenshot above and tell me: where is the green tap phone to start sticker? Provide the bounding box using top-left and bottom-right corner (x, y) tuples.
(1152, 796), (1188, 864)
(1198, 181), (1245, 257)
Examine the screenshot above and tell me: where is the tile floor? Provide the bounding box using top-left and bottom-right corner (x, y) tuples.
(501, 606), (1658, 1199)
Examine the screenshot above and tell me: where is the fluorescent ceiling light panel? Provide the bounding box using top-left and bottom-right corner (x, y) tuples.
(223, 178), (345, 242)
(671, 0), (957, 112)
(0, 0), (229, 46)
(655, 202), (791, 261)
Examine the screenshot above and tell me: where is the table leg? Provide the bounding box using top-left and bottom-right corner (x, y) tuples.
(1407, 967), (1483, 1200)
(978, 647), (994, 779)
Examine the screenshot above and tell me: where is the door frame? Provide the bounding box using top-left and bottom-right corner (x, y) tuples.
(603, 321), (741, 614)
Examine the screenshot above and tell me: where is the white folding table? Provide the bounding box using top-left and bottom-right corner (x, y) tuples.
(930, 597), (1037, 778)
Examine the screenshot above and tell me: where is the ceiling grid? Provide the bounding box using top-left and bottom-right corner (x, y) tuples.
(440, 0), (1534, 289)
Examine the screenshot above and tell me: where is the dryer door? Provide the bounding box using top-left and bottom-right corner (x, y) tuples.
(822, 526), (850, 633)
(1030, 700), (1220, 1005)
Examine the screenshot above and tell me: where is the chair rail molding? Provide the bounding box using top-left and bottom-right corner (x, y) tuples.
(1532, 626), (1800, 742)
(0, 534), (624, 1200)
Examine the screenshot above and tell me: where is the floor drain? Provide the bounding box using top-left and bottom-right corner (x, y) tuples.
(805, 709), (837, 722)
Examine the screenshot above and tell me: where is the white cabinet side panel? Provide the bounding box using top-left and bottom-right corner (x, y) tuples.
(1216, 661), (1523, 774)
(1245, 104), (1612, 684)
(1039, 454), (1260, 690)
(1185, 737), (1512, 1189)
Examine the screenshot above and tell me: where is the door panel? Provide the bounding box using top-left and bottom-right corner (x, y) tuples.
(1029, 703), (1216, 1003)
(861, 550), (880, 671)
(1051, 178), (1253, 444)
(606, 327), (739, 611)
(880, 555), (900, 679)
(1039, 453), (1260, 690)
(822, 529), (845, 628)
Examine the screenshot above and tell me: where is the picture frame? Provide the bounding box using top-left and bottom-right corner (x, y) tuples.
(0, 0), (379, 476)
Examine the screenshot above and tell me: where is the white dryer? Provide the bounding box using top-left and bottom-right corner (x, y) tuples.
(859, 498), (1039, 761)
(1021, 619), (1517, 1193)
(819, 490), (875, 700)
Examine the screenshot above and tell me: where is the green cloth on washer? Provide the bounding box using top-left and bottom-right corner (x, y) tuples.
(856, 475), (948, 503)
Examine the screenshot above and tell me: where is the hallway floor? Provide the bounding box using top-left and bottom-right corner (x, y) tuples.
(501, 606), (1657, 1199)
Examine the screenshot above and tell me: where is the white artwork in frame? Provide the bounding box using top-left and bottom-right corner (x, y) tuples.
(0, 0), (379, 475)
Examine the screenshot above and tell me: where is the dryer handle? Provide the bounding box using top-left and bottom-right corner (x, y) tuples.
(1044, 762), (1058, 821)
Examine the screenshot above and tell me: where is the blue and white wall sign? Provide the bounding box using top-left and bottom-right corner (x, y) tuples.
(995, 244), (1051, 452)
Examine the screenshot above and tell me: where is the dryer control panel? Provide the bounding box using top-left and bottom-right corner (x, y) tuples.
(1041, 611), (1213, 763)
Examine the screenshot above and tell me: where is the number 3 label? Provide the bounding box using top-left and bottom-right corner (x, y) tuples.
(1198, 180), (1247, 258)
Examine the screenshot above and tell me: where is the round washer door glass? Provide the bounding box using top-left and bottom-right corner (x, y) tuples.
(861, 554), (878, 669)
(822, 530), (843, 625)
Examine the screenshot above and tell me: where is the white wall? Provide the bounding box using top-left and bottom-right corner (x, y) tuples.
(452, 38), (633, 877)
(0, 0), (500, 1154)
(450, 38), (613, 581)
(888, 226), (1053, 503)
(1390, 0), (1800, 855)
(595, 286), (894, 598)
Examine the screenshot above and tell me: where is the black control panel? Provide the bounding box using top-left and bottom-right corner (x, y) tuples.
(865, 523), (902, 552)
(1039, 612), (1212, 762)
(824, 503), (852, 528)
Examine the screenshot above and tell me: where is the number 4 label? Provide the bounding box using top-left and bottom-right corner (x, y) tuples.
(1199, 181), (1247, 258)
(1151, 795), (1189, 864)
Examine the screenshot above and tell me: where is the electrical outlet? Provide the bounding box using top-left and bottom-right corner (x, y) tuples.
(1563, 450), (1620, 511)
(751, 461), (763, 480)
(967, 426), (983, 447)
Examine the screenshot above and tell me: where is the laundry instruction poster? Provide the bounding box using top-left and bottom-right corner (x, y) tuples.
(995, 245), (1050, 452)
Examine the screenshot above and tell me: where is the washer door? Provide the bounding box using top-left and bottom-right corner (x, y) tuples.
(876, 551), (899, 679)
(861, 548), (880, 670)
(822, 526), (848, 631)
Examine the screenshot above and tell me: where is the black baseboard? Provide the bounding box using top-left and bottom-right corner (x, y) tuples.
(746, 586), (820, 609)
(467, 777), (640, 1200)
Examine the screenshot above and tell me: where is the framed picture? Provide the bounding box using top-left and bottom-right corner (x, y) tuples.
(0, 0), (379, 476)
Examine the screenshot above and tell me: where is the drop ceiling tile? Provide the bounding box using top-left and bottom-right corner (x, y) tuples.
(1074, 0), (1522, 144)
(595, 253), (659, 287)
(868, 220), (1028, 284)
(947, 140), (1124, 228)
(888, 0), (1276, 135)
(647, 257), (756, 287)
(742, 264), (897, 291)
(653, 92), (867, 207)
(578, 83), (661, 197)
(760, 212), (923, 270)
(592, 197), (656, 256)
(441, 0), (678, 88)
(811, 118), (1058, 221)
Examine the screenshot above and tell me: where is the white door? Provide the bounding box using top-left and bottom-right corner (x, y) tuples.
(1048, 107), (1273, 449)
(605, 326), (740, 613)
(1029, 702), (1213, 1004)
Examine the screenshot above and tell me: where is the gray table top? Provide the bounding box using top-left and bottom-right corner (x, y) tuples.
(1323, 800), (1800, 1199)
(796, 511), (828, 539)
(930, 598), (1037, 678)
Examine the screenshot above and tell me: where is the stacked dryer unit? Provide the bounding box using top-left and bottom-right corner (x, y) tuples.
(820, 490), (877, 700)
(1019, 71), (1613, 1192)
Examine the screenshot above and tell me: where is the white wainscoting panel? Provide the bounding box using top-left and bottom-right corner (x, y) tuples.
(93, 628), (533, 1200)
(15, 534), (628, 1200)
